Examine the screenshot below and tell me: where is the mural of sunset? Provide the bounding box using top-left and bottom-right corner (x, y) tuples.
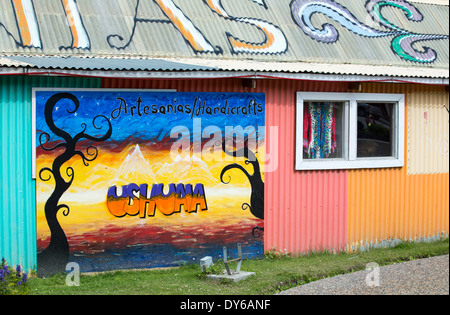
(35, 90), (265, 273)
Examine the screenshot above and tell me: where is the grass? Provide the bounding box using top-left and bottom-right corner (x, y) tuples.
(28, 238), (448, 295)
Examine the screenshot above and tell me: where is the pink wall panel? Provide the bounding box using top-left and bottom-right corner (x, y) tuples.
(260, 79), (349, 254)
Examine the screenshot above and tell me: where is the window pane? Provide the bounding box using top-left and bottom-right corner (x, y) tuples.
(303, 102), (343, 159)
(357, 102), (393, 158)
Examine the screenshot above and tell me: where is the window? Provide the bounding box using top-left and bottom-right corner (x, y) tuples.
(303, 101), (344, 160)
(296, 92), (405, 170)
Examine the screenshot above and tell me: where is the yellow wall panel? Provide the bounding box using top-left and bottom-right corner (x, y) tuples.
(408, 90), (449, 174)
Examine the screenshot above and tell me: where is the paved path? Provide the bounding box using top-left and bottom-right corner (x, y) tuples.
(277, 255), (449, 295)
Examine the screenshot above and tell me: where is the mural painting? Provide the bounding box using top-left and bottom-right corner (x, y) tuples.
(35, 90), (265, 276)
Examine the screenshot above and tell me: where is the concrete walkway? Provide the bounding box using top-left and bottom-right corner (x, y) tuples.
(277, 255), (449, 295)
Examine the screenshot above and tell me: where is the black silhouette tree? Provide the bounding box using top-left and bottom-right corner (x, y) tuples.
(37, 93), (112, 277)
(220, 137), (264, 238)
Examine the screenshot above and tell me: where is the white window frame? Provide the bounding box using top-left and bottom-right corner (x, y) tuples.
(295, 92), (405, 170)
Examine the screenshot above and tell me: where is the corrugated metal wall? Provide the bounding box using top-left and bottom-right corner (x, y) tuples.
(1, 76), (448, 271)
(347, 83), (449, 251)
(261, 80), (349, 254)
(407, 87), (449, 175)
(102, 78), (350, 255)
(0, 76), (101, 271)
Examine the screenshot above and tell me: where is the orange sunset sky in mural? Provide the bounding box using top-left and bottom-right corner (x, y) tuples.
(36, 142), (265, 254)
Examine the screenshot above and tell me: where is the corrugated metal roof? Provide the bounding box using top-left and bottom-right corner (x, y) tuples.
(0, 0), (448, 78)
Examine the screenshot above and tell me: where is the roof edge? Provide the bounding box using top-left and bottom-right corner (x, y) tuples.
(1, 56), (448, 80)
(1, 66), (448, 86)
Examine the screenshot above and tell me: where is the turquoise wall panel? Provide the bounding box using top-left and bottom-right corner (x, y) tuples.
(0, 76), (101, 271)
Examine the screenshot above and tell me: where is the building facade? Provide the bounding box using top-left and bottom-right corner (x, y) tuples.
(1, 0), (448, 276)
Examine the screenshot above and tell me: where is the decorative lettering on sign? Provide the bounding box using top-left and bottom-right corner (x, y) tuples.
(107, 183), (208, 218)
(154, 0), (218, 53)
(204, 0), (288, 54)
(2, 0), (89, 49)
(107, 0), (221, 53)
(61, 0), (90, 49)
(290, 0), (449, 63)
(109, 96), (264, 120)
